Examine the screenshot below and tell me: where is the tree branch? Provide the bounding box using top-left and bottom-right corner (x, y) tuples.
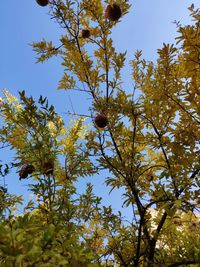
(168, 260), (197, 267)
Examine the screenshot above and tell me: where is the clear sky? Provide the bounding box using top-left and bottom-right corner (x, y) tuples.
(0, 0), (199, 214)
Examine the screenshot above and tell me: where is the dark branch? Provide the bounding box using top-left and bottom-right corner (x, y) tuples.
(168, 260), (197, 267)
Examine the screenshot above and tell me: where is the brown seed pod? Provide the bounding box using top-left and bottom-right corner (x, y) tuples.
(95, 114), (108, 128)
(173, 219), (182, 226)
(0, 99), (3, 107)
(36, 0), (49, 7)
(43, 161), (54, 175)
(189, 221), (198, 231)
(25, 165), (35, 175)
(195, 198), (200, 206)
(82, 29), (90, 38)
(105, 4), (122, 21)
(19, 169), (29, 180)
(146, 175), (154, 182)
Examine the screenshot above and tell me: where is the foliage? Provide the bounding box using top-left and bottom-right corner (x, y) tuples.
(0, 1), (200, 266)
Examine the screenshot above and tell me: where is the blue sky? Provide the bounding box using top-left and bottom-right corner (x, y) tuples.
(0, 0), (199, 214)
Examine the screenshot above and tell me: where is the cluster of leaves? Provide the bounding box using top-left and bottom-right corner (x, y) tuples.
(0, 211), (97, 266)
(0, 0), (200, 266)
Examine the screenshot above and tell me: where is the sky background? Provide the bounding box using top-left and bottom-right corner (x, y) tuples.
(0, 0), (199, 215)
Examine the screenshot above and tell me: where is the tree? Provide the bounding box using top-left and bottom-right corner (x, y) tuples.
(0, 1), (200, 266)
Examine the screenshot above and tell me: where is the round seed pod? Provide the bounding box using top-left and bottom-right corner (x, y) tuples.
(0, 98), (4, 107)
(195, 198), (200, 206)
(36, 0), (49, 7)
(173, 219), (182, 226)
(190, 221), (198, 231)
(105, 4), (122, 21)
(19, 169), (29, 180)
(95, 114), (108, 128)
(82, 29), (90, 38)
(146, 175), (154, 182)
(25, 165), (35, 175)
(43, 161), (54, 175)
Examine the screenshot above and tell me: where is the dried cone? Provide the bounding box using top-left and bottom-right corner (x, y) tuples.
(95, 114), (108, 128)
(25, 165), (35, 175)
(105, 4), (122, 21)
(82, 29), (90, 38)
(44, 161), (54, 175)
(19, 169), (29, 180)
(36, 0), (49, 7)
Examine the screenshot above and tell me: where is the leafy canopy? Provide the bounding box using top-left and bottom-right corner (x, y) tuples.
(0, 1), (199, 266)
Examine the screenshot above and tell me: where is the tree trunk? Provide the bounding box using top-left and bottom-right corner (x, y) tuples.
(147, 239), (156, 267)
